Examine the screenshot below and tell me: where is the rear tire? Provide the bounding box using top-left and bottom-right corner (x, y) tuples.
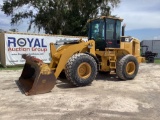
(116, 54), (139, 80)
(65, 53), (97, 86)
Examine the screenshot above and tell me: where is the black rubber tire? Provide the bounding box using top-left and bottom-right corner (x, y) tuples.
(116, 55), (125, 80)
(148, 57), (154, 63)
(116, 54), (139, 80)
(65, 53), (97, 86)
(58, 71), (70, 83)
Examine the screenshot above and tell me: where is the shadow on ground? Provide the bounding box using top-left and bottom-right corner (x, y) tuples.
(56, 72), (124, 89)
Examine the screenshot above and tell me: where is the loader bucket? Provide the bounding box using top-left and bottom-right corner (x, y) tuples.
(18, 54), (56, 95)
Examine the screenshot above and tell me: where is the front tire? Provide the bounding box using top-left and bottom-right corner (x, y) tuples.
(65, 53), (97, 86)
(116, 54), (139, 80)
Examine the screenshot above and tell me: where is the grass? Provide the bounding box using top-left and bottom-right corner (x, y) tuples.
(154, 58), (160, 64)
(0, 64), (23, 70)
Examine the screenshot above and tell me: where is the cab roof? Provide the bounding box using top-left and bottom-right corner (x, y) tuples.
(87, 16), (123, 23)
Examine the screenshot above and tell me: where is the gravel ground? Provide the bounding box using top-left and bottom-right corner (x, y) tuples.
(0, 63), (160, 120)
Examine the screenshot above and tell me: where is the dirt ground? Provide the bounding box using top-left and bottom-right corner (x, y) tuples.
(0, 63), (160, 120)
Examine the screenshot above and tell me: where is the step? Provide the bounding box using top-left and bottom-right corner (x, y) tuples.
(110, 70), (116, 74)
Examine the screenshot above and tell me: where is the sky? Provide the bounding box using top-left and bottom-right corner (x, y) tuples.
(112, 0), (160, 40)
(0, 0), (160, 40)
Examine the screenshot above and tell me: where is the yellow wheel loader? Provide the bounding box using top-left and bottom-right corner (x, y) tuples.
(18, 16), (145, 95)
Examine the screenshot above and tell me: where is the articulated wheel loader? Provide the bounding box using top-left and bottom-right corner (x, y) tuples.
(18, 16), (145, 95)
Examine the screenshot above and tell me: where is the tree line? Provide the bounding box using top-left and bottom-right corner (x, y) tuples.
(1, 0), (120, 36)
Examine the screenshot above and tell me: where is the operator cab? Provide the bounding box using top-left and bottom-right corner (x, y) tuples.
(88, 16), (123, 50)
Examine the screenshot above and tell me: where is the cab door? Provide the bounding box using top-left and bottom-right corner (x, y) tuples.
(89, 19), (106, 50)
(106, 19), (121, 48)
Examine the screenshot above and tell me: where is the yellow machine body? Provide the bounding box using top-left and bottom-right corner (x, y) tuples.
(50, 38), (144, 77)
(18, 16), (145, 95)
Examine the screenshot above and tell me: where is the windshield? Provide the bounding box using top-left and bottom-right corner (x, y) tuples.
(90, 20), (105, 41)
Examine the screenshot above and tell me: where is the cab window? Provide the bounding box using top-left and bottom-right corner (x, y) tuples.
(116, 20), (121, 40)
(106, 19), (115, 40)
(90, 20), (105, 41)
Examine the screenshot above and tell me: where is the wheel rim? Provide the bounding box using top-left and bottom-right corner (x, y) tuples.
(77, 62), (91, 79)
(126, 62), (135, 75)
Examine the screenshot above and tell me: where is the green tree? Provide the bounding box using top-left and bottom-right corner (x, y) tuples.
(1, 0), (120, 35)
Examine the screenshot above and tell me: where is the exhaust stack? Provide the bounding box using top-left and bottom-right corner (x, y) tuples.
(122, 23), (126, 36)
